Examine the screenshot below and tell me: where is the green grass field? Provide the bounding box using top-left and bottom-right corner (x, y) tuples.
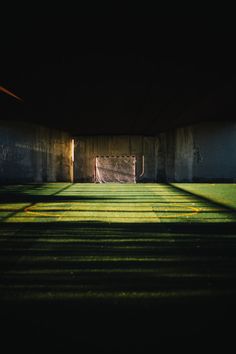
(172, 183), (236, 210)
(0, 183), (235, 223)
(0, 183), (236, 347)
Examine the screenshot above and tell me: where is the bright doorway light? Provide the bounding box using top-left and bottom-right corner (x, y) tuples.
(71, 139), (74, 162)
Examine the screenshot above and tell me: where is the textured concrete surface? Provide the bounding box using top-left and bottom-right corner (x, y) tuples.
(0, 120), (73, 183)
(192, 121), (236, 181)
(157, 121), (236, 182)
(74, 136), (158, 182)
(1, 120), (235, 184)
(74, 122), (236, 183)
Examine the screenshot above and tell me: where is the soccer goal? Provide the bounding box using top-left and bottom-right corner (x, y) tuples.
(95, 155), (137, 183)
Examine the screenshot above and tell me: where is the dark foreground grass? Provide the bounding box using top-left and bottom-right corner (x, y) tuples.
(0, 183), (236, 352)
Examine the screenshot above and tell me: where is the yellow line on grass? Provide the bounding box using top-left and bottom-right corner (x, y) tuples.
(23, 203), (200, 219)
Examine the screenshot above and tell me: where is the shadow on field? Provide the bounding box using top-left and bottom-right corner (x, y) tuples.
(0, 183), (236, 351)
(0, 221), (236, 351)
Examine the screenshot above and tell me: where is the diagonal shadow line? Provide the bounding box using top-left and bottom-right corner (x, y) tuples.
(0, 184), (56, 223)
(0, 184), (46, 194)
(169, 183), (236, 214)
(52, 183), (72, 196)
(1, 183), (236, 222)
(0, 184), (73, 222)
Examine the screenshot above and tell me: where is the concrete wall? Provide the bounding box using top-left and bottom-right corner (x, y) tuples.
(157, 121), (236, 182)
(74, 122), (236, 183)
(1, 120), (234, 184)
(0, 120), (73, 183)
(74, 135), (158, 182)
(156, 130), (176, 182)
(175, 126), (194, 181)
(192, 121), (236, 181)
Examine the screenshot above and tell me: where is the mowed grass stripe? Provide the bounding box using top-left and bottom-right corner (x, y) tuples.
(1, 289), (236, 303)
(0, 183), (236, 303)
(1, 183), (235, 223)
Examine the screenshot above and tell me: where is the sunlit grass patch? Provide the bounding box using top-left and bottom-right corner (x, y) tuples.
(0, 183), (235, 224)
(172, 183), (236, 210)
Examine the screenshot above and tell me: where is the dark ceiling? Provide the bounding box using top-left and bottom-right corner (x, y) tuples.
(1, 16), (236, 135)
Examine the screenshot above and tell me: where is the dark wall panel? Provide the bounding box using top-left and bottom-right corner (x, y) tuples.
(0, 120), (73, 183)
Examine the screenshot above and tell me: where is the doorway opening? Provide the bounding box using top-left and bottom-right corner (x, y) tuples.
(71, 139), (75, 182)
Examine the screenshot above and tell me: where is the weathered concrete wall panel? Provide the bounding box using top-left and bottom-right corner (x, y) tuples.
(156, 121), (236, 182)
(0, 120), (73, 183)
(1, 120), (234, 184)
(175, 127), (194, 181)
(192, 121), (236, 181)
(156, 131), (175, 182)
(74, 135), (158, 182)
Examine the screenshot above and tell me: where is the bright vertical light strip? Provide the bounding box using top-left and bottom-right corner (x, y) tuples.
(71, 139), (75, 183)
(71, 139), (74, 162)
(0, 86), (23, 101)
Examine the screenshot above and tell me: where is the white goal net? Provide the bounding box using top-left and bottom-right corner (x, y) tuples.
(95, 156), (136, 183)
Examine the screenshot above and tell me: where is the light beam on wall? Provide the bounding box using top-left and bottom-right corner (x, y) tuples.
(71, 139), (75, 162)
(71, 139), (75, 183)
(0, 86), (23, 102)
